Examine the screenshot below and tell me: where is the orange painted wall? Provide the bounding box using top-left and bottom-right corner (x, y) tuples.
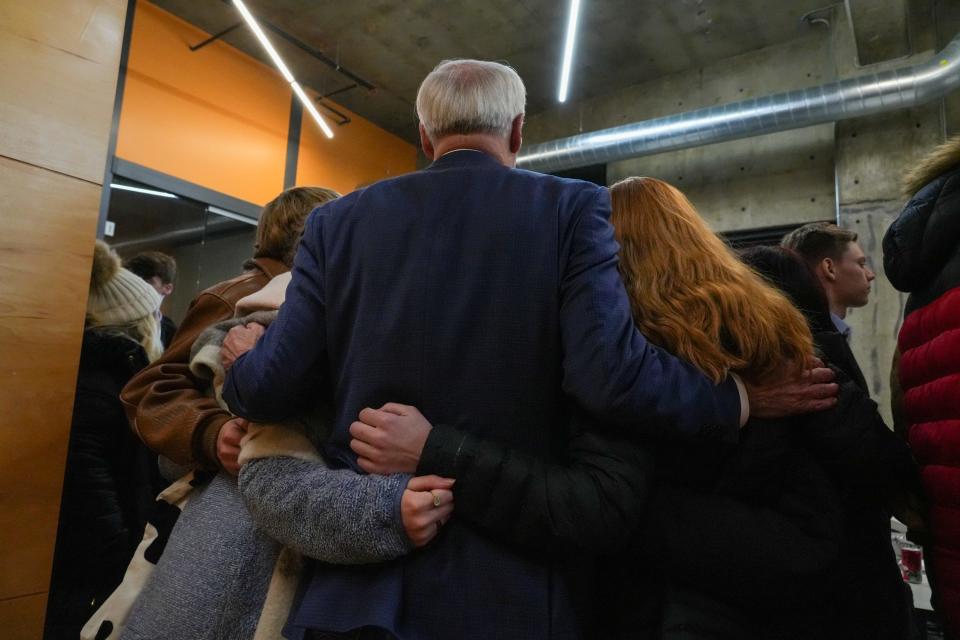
(296, 86), (416, 194)
(116, 1), (415, 205)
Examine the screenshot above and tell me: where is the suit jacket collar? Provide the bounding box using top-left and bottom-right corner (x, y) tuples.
(426, 149), (504, 171)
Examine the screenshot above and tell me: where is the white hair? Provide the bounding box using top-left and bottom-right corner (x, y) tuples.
(416, 59), (526, 141)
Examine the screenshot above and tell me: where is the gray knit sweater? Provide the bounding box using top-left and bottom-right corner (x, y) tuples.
(239, 456), (411, 563)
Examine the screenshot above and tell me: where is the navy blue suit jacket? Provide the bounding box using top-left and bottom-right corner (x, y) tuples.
(223, 150), (741, 639)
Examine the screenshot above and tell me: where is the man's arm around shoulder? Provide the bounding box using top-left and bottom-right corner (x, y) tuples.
(558, 185), (742, 442)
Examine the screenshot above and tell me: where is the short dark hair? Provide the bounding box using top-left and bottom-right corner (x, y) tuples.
(125, 251), (177, 285)
(781, 222), (858, 266)
(255, 186), (340, 267)
(739, 245), (834, 335)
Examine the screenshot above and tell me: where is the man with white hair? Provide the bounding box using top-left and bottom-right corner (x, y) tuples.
(222, 59), (835, 638)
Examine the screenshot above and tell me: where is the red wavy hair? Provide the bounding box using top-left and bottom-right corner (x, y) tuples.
(609, 177), (812, 384)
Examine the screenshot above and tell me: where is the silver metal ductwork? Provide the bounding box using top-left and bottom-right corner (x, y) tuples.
(518, 34), (960, 173)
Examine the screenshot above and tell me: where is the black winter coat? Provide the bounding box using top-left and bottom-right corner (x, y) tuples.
(884, 162), (960, 315)
(45, 329), (163, 639)
(626, 369), (916, 640)
(629, 409), (843, 640)
(814, 329), (920, 640)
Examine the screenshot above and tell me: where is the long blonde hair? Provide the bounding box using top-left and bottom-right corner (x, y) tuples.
(135, 313), (164, 363)
(86, 311), (164, 364)
(609, 177), (812, 384)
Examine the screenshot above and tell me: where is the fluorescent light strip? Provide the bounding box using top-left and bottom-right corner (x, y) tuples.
(207, 205), (259, 226)
(232, 0), (294, 82)
(232, 0), (334, 138)
(292, 82), (335, 138)
(557, 0), (582, 103)
(110, 183), (178, 199)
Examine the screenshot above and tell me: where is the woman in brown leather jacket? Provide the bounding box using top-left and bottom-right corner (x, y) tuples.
(120, 186), (340, 473)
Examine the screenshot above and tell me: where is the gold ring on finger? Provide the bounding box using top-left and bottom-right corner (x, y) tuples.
(431, 491), (441, 508)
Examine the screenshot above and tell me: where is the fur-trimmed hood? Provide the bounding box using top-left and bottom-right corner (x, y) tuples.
(903, 135), (960, 199)
(884, 137), (960, 313)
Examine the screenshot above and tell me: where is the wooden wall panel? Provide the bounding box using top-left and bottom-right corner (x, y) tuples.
(0, 156), (102, 600)
(0, 0), (126, 632)
(0, 593), (48, 640)
(0, 0), (125, 183)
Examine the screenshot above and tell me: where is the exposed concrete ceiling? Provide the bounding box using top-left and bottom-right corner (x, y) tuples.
(151, 0), (833, 143)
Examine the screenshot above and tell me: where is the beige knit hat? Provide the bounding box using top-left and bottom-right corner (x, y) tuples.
(87, 240), (162, 327)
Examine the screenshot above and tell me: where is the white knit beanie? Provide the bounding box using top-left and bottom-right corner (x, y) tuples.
(87, 240), (162, 327)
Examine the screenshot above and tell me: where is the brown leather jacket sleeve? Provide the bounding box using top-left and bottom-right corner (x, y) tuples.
(121, 291), (236, 469)
(121, 259), (284, 469)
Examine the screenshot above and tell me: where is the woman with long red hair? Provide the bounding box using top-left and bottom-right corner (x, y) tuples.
(607, 178), (917, 639)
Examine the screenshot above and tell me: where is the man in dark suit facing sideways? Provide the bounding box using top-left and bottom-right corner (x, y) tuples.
(222, 59), (837, 639)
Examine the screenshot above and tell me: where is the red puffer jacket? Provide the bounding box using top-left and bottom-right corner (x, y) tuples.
(898, 286), (960, 631)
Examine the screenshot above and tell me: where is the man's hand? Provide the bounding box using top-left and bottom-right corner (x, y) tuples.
(216, 417), (249, 475)
(402, 475), (454, 547)
(746, 360), (839, 420)
(221, 322), (266, 371)
(349, 403), (432, 474)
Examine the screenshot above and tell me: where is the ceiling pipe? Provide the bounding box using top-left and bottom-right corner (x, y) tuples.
(518, 32), (960, 173)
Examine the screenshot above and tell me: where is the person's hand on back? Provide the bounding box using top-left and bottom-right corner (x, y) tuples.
(221, 322), (266, 370)
(349, 403), (432, 474)
(746, 357), (839, 420)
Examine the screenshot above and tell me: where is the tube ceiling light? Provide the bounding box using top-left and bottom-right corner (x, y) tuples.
(110, 184), (178, 198)
(557, 0), (582, 103)
(207, 205), (259, 226)
(291, 82), (334, 138)
(232, 0), (334, 138)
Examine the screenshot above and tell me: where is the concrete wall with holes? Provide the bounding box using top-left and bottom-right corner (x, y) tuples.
(524, 0), (960, 424)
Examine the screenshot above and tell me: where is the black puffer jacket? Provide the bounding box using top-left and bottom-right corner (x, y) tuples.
(884, 159), (960, 314)
(45, 329), (163, 639)
(627, 409), (844, 639)
(632, 369), (919, 640)
(418, 408), (653, 556)
(802, 365), (919, 640)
